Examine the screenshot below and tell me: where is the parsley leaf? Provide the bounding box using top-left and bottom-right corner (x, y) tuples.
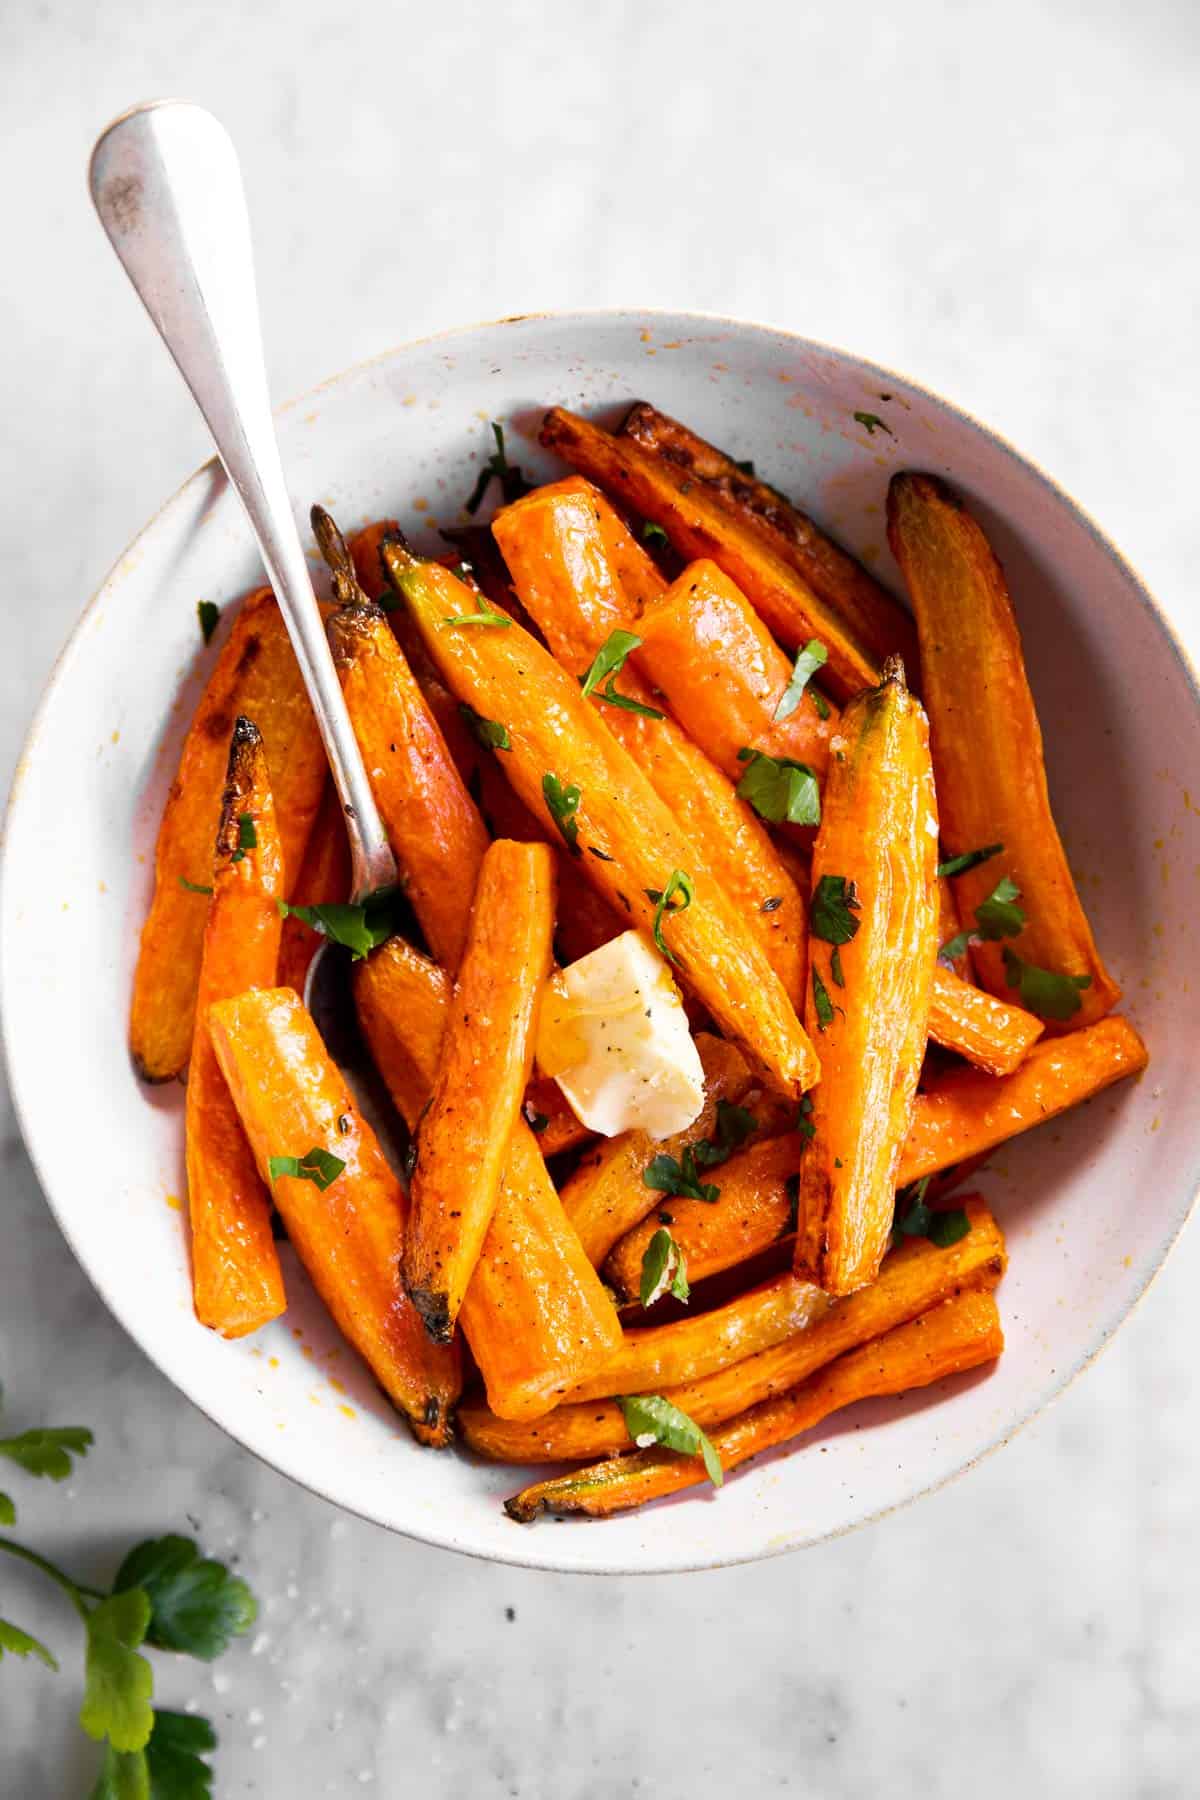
(0, 1492), (13, 1526)
(438, 589), (511, 630)
(277, 896), (398, 961)
(892, 1178), (970, 1249)
(618, 1395), (723, 1487)
(113, 1537), (255, 1663)
(927, 1209), (972, 1248)
(177, 878), (212, 897)
(643, 1149), (719, 1204)
(0, 1615), (58, 1669)
(579, 629), (664, 719)
(267, 1148), (345, 1192)
(796, 1094), (815, 1142)
(644, 869), (693, 964)
(464, 422), (533, 515)
(974, 874), (1025, 940)
(810, 874), (861, 946)
(811, 689), (832, 720)
(196, 601), (219, 647)
(812, 964), (836, 1031)
(736, 750), (820, 827)
(641, 522), (669, 546)
(0, 1425), (93, 1481)
(1002, 948), (1092, 1021)
(853, 410), (894, 438)
(542, 773), (582, 853)
(458, 704), (511, 751)
(830, 945), (846, 988)
(639, 1228), (690, 1308)
(773, 639), (829, 722)
(936, 843), (1003, 880)
(146, 1710), (217, 1798)
(692, 1099), (757, 1168)
(80, 1591), (155, 1754)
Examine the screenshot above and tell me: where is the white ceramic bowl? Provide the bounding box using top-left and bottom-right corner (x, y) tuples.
(4, 312), (1198, 1574)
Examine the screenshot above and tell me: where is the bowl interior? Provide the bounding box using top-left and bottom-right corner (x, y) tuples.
(4, 312), (1198, 1573)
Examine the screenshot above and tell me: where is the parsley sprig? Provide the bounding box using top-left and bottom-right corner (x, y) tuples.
(579, 630), (664, 719)
(464, 422), (534, 516)
(939, 874), (1025, 963)
(939, 870), (1092, 1019)
(0, 1389), (254, 1796)
(641, 1102), (758, 1204)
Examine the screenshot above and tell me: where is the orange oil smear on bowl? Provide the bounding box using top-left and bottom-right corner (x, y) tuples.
(165, 1193), (182, 1212)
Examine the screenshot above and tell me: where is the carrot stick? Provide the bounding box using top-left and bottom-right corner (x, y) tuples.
(185, 719), (287, 1337)
(888, 472), (1121, 1029)
(493, 486), (809, 1001)
(131, 586), (327, 1081)
(404, 840), (556, 1341)
(466, 1196), (1004, 1465)
(797, 657), (940, 1294)
(632, 557), (836, 782)
(618, 401), (920, 673)
(207, 987), (460, 1443)
(560, 1034), (754, 1266)
(539, 407), (880, 700)
(354, 935), (621, 1418)
(383, 540), (819, 1098)
(929, 966), (1043, 1077)
(504, 1287), (1002, 1518)
(276, 778), (353, 994)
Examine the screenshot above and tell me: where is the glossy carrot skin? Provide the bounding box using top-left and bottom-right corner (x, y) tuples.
(354, 935), (622, 1419)
(131, 587), (326, 1081)
(504, 1288), (1003, 1518)
(384, 544), (819, 1099)
(898, 1014), (1148, 1184)
(493, 488), (808, 1002)
(467, 1197), (1004, 1465)
(207, 987), (460, 1444)
(618, 401), (920, 674)
(929, 966), (1043, 1076)
(276, 778), (353, 994)
(404, 841), (556, 1342)
(539, 407), (880, 699)
(185, 719), (286, 1337)
(797, 661), (940, 1295)
(327, 600), (490, 972)
(560, 1034), (754, 1266)
(888, 473), (1120, 1029)
(633, 558), (836, 782)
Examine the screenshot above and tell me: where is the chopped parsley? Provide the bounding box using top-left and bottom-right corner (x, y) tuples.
(617, 1395), (722, 1487)
(643, 1147), (719, 1204)
(796, 1094), (815, 1142)
(458, 703), (511, 751)
(937, 842), (1003, 880)
(641, 522), (670, 546)
(177, 877), (213, 896)
(1002, 948), (1092, 1021)
(196, 600), (219, 646)
(736, 749), (820, 827)
(810, 874), (861, 946)
(266, 1147), (345, 1191)
(830, 945), (846, 988)
(229, 813), (257, 864)
(692, 1099), (758, 1168)
(639, 1228), (690, 1307)
(853, 410), (894, 438)
(812, 964), (836, 1032)
(464, 421), (533, 515)
(773, 639), (829, 722)
(940, 874), (1026, 962)
(579, 629), (664, 719)
(437, 589), (510, 630)
(277, 895), (399, 960)
(644, 869), (693, 963)
(892, 1177), (970, 1248)
(542, 773), (582, 853)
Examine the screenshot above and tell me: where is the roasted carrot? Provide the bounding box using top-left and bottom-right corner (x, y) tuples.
(275, 778), (353, 995)
(606, 1018), (1147, 1285)
(207, 987), (460, 1443)
(605, 1133), (797, 1299)
(632, 557), (836, 783)
(797, 658), (939, 1294)
(560, 1034), (755, 1266)
(898, 1014), (1148, 1185)
(619, 401), (920, 673)
(314, 511), (491, 974)
(131, 586), (327, 1081)
(467, 1196), (1004, 1464)
(354, 935), (621, 1418)
(383, 541), (819, 1098)
(493, 486), (808, 1001)
(539, 407), (880, 700)
(888, 473), (1121, 1029)
(504, 1287), (1002, 1519)
(184, 719), (286, 1337)
(929, 966), (1043, 1077)
(404, 840), (556, 1342)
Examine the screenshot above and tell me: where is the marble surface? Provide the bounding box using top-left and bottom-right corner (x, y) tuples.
(3, 1), (1199, 1793)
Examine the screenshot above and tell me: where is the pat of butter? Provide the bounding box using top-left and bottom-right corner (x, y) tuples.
(536, 930), (705, 1140)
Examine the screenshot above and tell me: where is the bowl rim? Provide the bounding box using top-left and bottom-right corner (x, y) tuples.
(4, 303), (1198, 1575)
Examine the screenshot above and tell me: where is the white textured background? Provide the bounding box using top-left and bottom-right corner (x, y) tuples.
(2, 2), (1198, 1794)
